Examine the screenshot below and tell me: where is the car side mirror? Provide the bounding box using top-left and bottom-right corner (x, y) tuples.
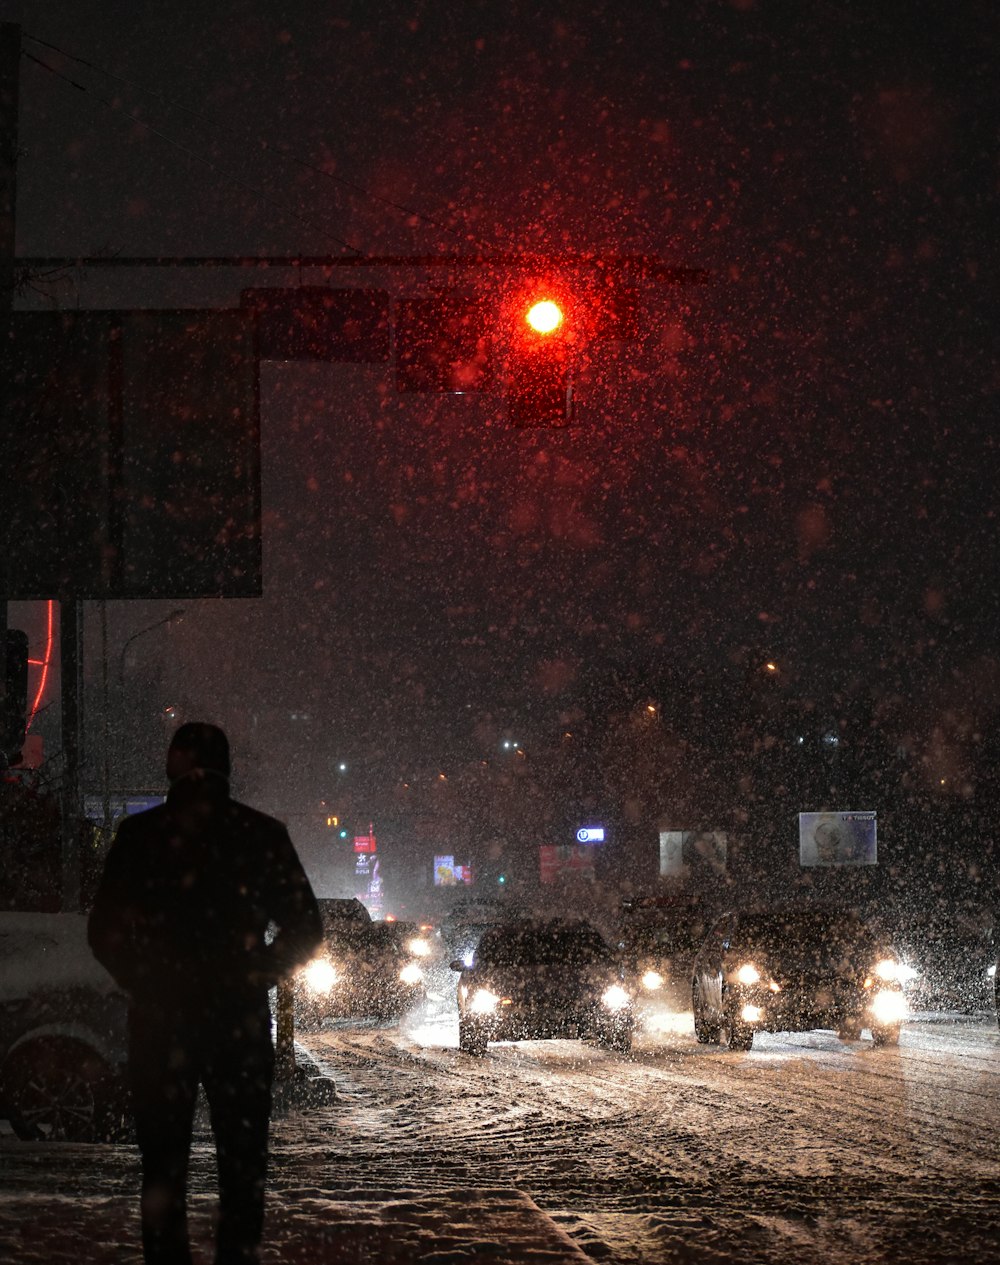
(449, 959), (468, 973)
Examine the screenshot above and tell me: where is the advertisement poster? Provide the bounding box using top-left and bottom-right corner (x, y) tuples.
(799, 811), (877, 867)
(434, 856), (473, 886)
(539, 844), (596, 885)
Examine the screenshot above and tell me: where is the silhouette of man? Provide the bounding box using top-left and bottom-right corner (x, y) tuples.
(88, 722), (322, 1265)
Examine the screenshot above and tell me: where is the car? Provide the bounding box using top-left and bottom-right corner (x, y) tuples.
(691, 904), (908, 1051)
(874, 908), (995, 1015)
(292, 906), (427, 1027)
(0, 911), (130, 1141)
(439, 897), (522, 967)
(617, 896), (713, 1022)
(450, 916), (635, 1057)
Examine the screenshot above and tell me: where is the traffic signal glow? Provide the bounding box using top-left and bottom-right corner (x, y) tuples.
(525, 300), (564, 334)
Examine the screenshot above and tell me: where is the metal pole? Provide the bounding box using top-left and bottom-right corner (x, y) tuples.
(60, 599), (82, 911)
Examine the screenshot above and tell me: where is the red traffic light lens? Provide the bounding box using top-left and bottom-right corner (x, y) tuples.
(525, 299), (564, 335)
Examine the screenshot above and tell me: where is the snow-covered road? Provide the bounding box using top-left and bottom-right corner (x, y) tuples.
(292, 1002), (1000, 1263)
(2, 1004), (998, 1263)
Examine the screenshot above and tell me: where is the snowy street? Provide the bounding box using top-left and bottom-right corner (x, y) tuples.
(3, 1000), (998, 1264)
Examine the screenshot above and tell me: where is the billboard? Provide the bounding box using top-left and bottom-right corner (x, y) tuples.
(434, 856), (473, 886)
(1, 310), (261, 599)
(659, 830), (728, 878)
(539, 844), (596, 885)
(799, 811), (877, 867)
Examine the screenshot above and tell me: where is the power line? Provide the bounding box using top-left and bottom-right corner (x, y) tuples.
(21, 48), (366, 257)
(22, 31), (491, 254)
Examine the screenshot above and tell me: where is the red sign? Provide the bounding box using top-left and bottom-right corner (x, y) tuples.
(539, 844), (596, 885)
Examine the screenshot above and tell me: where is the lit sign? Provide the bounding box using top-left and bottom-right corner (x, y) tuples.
(576, 826), (605, 844)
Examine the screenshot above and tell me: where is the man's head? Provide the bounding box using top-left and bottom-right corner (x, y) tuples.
(166, 722), (231, 784)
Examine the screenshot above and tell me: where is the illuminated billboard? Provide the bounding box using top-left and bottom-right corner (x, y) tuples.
(433, 856), (473, 886)
(799, 811), (877, 867)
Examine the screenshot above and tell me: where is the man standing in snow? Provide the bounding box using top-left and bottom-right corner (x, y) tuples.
(88, 722), (322, 1265)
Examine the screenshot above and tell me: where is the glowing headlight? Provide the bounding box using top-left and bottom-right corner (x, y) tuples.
(602, 984), (631, 1012)
(399, 963), (424, 986)
(469, 988), (499, 1015)
(740, 1004), (763, 1024)
(736, 963), (761, 985)
(874, 958), (900, 982)
(302, 958), (338, 995)
(407, 937), (431, 957)
(641, 970), (664, 991)
(870, 989), (907, 1025)
(988, 964), (997, 979)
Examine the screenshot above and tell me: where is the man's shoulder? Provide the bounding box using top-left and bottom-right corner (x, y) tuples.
(226, 798), (289, 839)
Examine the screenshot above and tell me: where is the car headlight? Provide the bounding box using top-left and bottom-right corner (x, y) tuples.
(874, 958), (900, 982)
(302, 958), (339, 995)
(736, 963), (761, 986)
(641, 969), (664, 991)
(399, 963), (424, 986)
(870, 989), (907, 1025)
(988, 964), (997, 979)
(469, 988), (500, 1015)
(740, 1004), (763, 1024)
(407, 937), (431, 958)
(602, 984), (631, 1012)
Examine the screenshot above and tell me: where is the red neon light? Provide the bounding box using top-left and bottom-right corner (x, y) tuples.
(26, 600), (54, 732)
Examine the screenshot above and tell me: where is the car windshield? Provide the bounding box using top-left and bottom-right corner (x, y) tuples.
(477, 923), (613, 967)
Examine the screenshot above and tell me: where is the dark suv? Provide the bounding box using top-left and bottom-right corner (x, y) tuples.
(692, 905), (907, 1051)
(451, 917), (634, 1056)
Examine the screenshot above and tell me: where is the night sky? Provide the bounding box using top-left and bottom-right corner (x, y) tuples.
(6, 1), (999, 851)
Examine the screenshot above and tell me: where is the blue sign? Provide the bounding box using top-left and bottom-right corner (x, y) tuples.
(576, 826), (606, 844)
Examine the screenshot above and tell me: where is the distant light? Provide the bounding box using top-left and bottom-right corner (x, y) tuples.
(765, 662), (778, 673)
(338, 762), (348, 772)
(526, 300), (563, 334)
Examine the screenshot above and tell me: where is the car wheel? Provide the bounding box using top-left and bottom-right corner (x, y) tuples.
(597, 1023), (633, 1055)
(692, 984), (721, 1044)
(837, 1017), (863, 1041)
(1, 1038), (120, 1142)
(726, 1013), (754, 1051)
(458, 1018), (487, 1057)
(871, 1024), (901, 1047)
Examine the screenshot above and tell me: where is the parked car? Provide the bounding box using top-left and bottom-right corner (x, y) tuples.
(451, 917), (634, 1056)
(0, 912), (130, 1141)
(691, 904), (907, 1051)
(292, 904), (427, 1026)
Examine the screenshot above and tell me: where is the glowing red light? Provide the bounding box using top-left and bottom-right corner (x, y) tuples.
(525, 299), (563, 334)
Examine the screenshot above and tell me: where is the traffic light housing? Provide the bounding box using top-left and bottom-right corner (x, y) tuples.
(2, 629), (29, 762)
(505, 291), (575, 428)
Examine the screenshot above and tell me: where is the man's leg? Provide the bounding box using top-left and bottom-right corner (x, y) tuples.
(129, 1008), (201, 1265)
(203, 999), (275, 1265)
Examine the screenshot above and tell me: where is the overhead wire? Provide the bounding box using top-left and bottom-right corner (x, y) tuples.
(22, 31), (493, 254)
(21, 47), (367, 257)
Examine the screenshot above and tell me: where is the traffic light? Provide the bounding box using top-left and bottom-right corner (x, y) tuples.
(505, 291), (575, 427)
(2, 629), (29, 762)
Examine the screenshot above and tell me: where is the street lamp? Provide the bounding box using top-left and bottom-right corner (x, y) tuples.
(108, 609), (185, 826)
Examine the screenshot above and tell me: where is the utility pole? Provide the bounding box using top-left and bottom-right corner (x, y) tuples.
(0, 24), (20, 765)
